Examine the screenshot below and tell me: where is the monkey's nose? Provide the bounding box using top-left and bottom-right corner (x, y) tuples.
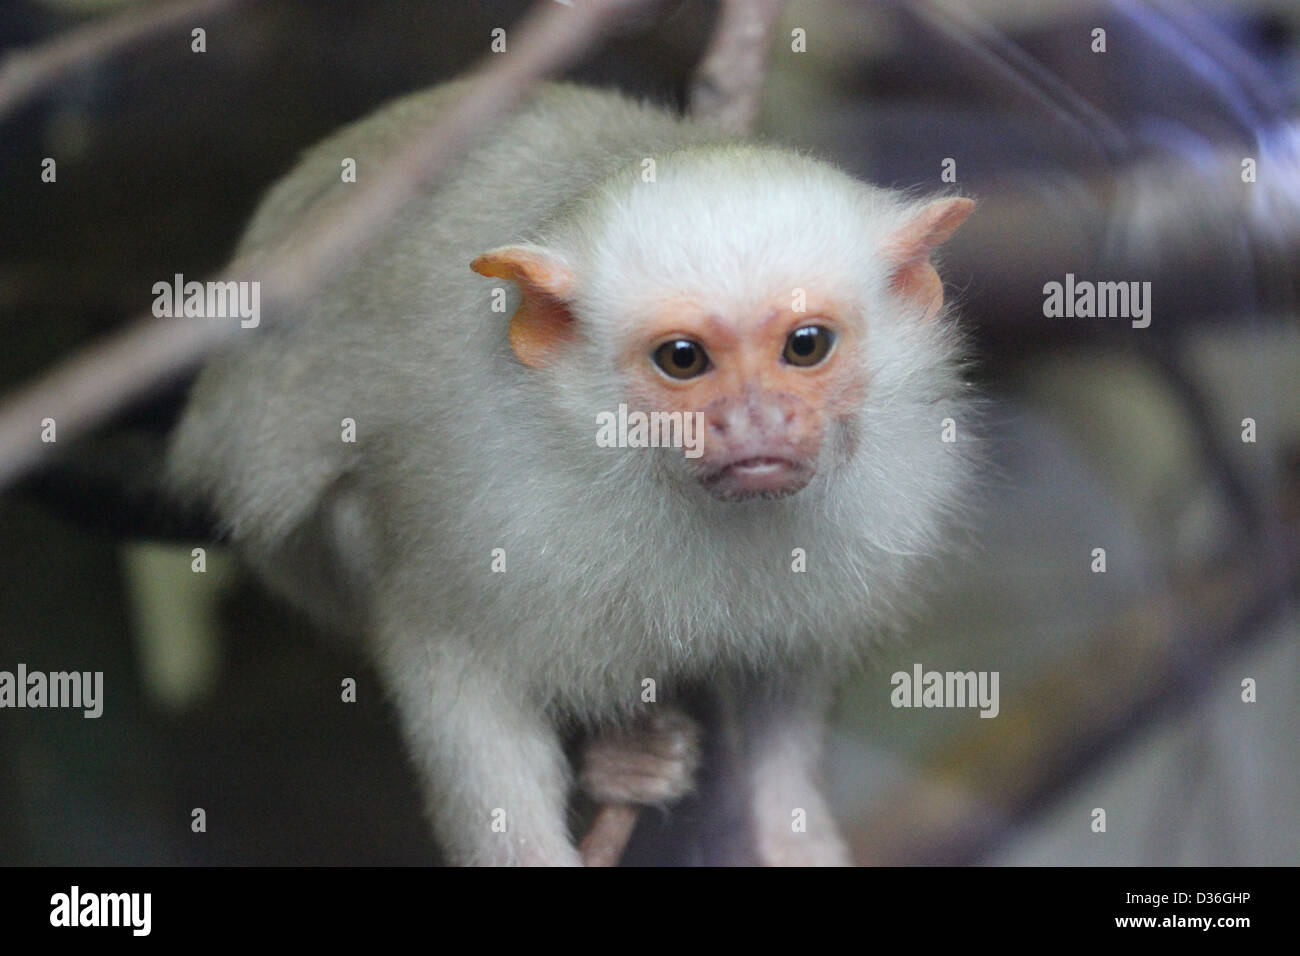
(708, 404), (795, 443)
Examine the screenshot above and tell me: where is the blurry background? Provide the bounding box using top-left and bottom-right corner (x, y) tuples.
(0, 0), (1296, 864)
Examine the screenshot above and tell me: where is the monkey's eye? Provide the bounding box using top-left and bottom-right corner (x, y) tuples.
(652, 339), (711, 379)
(783, 325), (836, 367)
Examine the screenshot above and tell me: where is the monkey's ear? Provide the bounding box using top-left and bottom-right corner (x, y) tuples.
(882, 197), (975, 321)
(471, 245), (578, 368)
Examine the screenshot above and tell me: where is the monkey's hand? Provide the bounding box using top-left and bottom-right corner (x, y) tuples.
(577, 708), (701, 866)
(579, 707), (702, 807)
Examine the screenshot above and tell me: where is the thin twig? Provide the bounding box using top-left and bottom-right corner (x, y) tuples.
(689, 0), (787, 134)
(0, 0), (642, 490)
(0, 0), (249, 125)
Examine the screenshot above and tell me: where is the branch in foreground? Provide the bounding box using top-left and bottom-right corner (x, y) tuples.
(0, 0), (249, 125)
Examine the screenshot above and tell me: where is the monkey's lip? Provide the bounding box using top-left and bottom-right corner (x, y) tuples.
(701, 456), (811, 500)
(725, 456), (797, 475)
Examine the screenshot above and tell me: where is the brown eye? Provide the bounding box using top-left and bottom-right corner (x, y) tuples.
(783, 325), (835, 367)
(652, 339), (710, 379)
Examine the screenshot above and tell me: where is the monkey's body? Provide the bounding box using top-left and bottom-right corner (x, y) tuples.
(169, 82), (974, 865)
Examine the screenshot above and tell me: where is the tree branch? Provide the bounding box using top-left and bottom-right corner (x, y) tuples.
(689, 0), (787, 133)
(0, 0), (250, 125)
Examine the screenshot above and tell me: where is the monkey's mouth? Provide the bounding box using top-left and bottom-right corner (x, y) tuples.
(700, 456), (812, 501)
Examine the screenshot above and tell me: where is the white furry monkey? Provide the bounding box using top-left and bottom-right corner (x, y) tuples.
(168, 80), (975, 866)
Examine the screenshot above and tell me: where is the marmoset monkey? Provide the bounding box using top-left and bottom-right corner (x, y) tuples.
(167, 80), (976, 866)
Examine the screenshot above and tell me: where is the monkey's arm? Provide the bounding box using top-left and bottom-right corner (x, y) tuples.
(729, 676), (850, 867)
(374, 631), (580, 866)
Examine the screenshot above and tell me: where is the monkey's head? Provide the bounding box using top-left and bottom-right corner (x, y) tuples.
(472, 146), (974, 505)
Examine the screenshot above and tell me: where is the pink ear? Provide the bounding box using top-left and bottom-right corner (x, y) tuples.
(471, 245), (577, 368)
(883, 197), (975, 321)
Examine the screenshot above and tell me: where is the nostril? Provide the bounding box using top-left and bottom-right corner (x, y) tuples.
(783, 409), (796, 426)
(709, 419), (728, 435)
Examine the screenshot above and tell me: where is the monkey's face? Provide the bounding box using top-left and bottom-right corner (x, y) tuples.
(470, 190), (973, 508)
(616, 295), (867, 501)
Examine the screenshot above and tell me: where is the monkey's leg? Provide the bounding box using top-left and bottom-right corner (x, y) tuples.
(577, 707), (701, 866)
(375, 635), (581, 866)
(732, 678), (850, 867)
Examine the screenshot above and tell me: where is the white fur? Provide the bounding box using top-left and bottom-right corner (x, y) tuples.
(168, 82), (976, 864)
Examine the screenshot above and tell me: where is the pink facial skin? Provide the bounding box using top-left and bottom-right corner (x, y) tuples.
(618, 297), (867, 501)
